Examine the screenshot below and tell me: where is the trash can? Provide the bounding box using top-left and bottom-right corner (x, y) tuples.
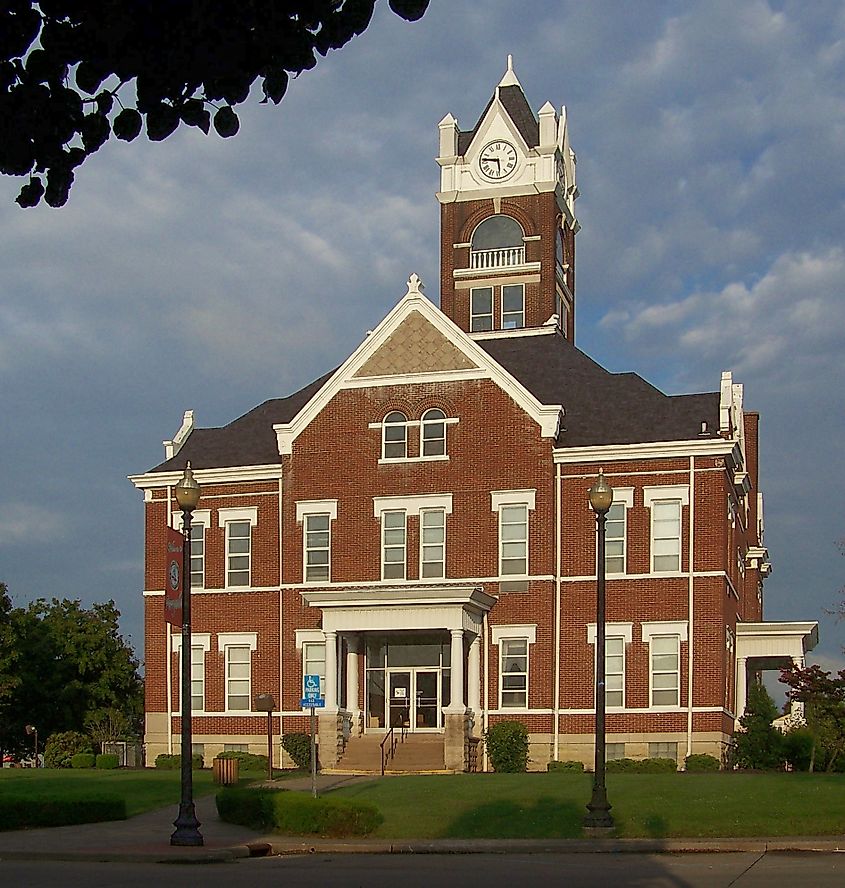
(213, 757), (239, 785)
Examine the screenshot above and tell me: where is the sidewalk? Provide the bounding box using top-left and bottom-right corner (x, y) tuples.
(0, 774), (843, 863)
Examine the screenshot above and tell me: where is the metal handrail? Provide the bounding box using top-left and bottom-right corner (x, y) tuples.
(379, 723), (408, 775)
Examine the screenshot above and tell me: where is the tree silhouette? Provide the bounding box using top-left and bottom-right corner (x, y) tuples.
(1, 1), (430, 207)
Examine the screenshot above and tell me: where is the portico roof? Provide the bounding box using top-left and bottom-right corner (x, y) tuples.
(735, 621), (819, 668)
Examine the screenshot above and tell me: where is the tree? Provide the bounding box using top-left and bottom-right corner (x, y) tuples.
(0, 592), (143, 757)
(730, 681), (784, 770)
(1, 1), (430, 207)
(780, 663), (845, 773)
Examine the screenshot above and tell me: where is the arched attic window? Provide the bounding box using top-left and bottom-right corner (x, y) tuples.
(470, 215), (525, 270)
(421, 408), (446, 457)
(382, 411), (408, 459)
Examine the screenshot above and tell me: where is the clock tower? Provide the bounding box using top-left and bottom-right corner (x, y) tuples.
(436, 57), (579, 341)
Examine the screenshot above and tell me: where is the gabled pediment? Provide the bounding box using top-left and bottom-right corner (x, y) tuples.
(272, 274), (563, 455)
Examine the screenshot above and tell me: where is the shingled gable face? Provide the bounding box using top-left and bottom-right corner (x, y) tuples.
(130, 58), (814, 773)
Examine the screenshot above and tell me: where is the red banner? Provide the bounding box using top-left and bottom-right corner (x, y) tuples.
(165, 527), (184, 627)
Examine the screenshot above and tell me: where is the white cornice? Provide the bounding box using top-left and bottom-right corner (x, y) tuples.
(273, 274), (563, 453)
(553, 439), (740, 464)
(129, 463), (282, 490)
(470, 325), (558, 341)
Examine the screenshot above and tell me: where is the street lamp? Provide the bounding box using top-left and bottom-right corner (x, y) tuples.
(171, 461), (203, 847)
(584, 469), (615, 831)
(25, 725), (38, 767)
(255, 693), (276, 781)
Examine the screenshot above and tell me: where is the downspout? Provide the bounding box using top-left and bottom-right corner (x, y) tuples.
(482, 611), (489, 772)
(166, 485), (173, 755)
(687, 456), (695, 760)
(554, 462), (562, 762)
(278, 473), (284, 765)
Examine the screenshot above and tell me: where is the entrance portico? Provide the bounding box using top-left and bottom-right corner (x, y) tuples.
(301, 586), (495, 769)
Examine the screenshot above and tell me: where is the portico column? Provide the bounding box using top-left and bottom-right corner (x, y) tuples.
(345, 636), (360, 717)
(447, 628), (465, 712)
(324, 630), (338, 711)
(468, 634), (481, 715)
(790, 656), (806, 720)
(735, 656), (748, 722)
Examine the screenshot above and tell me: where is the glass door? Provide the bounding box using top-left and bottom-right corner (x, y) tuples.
(388, 671), (411, 728)
(414, 669), (440, 730)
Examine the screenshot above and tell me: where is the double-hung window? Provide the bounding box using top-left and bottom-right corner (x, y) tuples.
(190, 524), (206, 588)
(603, 489), (632, 576)
(420, 508), (446, 578)
(226, 521), (251, 586)
(421, 409), (446, 457)
(587, 623), (631, 709)
(501, 284), (525, 329)
(173, 633), (210, 712)
(302, 641), (327, 698)
(492, 625), (535, 710)
(470, 287), (494, 332)
(382, 412), (408, 459)
(644, 487), (688, 574)
(304, 514), (330, 582)
(642, 622), (686, 708)
(381, 510), (407, 579)
(500, 505), (528, 576)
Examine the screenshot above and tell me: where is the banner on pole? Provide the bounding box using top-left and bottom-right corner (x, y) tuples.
(165, 526), (184, 627)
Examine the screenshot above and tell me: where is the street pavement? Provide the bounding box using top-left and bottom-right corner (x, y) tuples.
(0, 773), (843, 864)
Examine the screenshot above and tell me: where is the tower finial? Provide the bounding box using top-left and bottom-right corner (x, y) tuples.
(498, 54), (520, 88)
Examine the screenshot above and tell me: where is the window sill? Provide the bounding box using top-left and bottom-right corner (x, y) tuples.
(378, 455), (449, 465)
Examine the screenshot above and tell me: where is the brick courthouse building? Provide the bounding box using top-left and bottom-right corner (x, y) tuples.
(131, 61), (817, 771)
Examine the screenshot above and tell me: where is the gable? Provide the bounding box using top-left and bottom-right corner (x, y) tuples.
(354, 310), (478, 378)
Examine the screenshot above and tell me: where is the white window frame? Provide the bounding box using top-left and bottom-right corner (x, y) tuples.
(587, 623), (632, 710)
(172, 633), (210, 713)
(381, 509), (407, 580)
(491, 625), (536, 711)
(420, 507), (446, 579)
(420, 408), (447, 458)
(218, 507), (258, 589)
(644, 486), (689, 575)
(382, 411), (408, 460)
(601, 488), (633, 576)
(172, 510), (210, 590)
(491, 490), (536, 579)
(501, 283), (525, 329)
(302, 641), (327, 699)
(296, 500), (338, 584)
(642, 621), (687, 709)
(217, 632), (257, 713)
(470, 286), (494, 332)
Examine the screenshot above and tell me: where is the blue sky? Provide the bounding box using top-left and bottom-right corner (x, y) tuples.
(1, 1), (843, 681)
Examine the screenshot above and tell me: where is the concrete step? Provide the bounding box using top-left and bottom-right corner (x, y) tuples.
(335, 733), (446, 774)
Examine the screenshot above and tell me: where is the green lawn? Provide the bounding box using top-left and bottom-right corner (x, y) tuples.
(0, 768), (291, 819)
(330, 772), (845, 839)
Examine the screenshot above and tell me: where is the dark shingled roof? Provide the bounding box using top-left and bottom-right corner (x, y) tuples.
(149, 370), (334, 473)
(479, 333), (721, 447)
(457, 85), (540, 156)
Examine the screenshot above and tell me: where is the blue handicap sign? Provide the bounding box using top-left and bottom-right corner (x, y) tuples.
(299, 697), (326, 709)
(303, 674), (322, 699)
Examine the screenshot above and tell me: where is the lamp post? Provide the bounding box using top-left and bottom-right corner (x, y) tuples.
(584, 469), (615, 830)
(171, 462), (203, 846)
(25, 725), (38, 767)
(255, 693), (275, 781)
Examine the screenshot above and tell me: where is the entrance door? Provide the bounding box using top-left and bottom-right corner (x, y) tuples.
(388, 669), (441, 731)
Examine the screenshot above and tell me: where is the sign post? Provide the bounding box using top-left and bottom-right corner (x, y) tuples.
(300, 675), (324, 798)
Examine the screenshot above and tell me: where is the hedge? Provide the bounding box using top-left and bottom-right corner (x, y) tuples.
(282, 733), (312, 770)
(96, 753), (120, 770)
(0, 796), (126, 830)
(71, 753), (96, 769)
(484, 721), (529, 773)
(44, 731), (93, 769)
(684, 753), (721, 772)
(547, 760), (584, 772)
(605, 757), (677, 773)
(216, 750), (268, 772)
(217, 787), (383, 837)
(155, 753), (204, 770)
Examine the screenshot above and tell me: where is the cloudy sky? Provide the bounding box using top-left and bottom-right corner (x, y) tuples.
(1, 1), (843, 682)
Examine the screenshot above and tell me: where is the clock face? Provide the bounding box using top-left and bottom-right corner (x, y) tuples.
(478, 140), (517, 180)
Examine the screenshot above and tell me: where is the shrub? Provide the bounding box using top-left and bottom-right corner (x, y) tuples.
(484, 720), (529, 773)
(605, 757), (677, 773)
(216, 787), (383, 837)
(730, 683), (785, 770)
(547, 760), (584, 772)
(0, 796), (126, 830)
(154, 753), (203, 770)
(70, 753), (96, 769)
(783, 727), (816, 771)
(684, 753), (721, 772)
(96, 753), (120, 770)
(44, 731), (93, 769)
(282, 733), (312, 770)
(216, 750), (268, 772)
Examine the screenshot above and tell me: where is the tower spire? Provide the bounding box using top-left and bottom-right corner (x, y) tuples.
(498, 54), (520, 88)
